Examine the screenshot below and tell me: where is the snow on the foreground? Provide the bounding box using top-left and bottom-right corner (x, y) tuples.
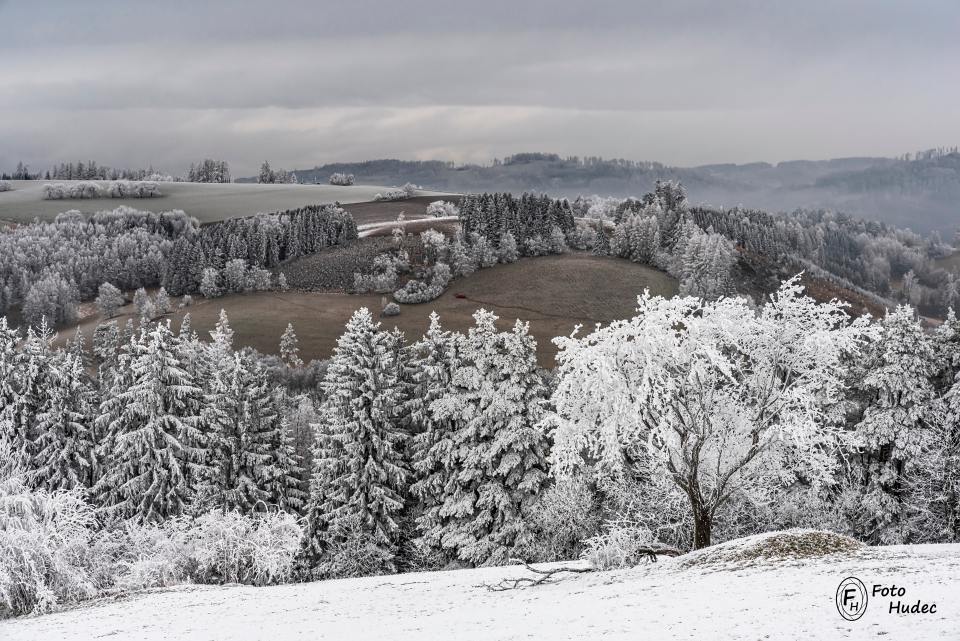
(3, 539), (959, 641)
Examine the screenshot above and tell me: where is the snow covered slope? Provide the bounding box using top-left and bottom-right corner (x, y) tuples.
(3, 543), (958, 640)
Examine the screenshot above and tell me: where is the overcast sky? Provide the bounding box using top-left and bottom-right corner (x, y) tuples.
(2, 0), (958, 176)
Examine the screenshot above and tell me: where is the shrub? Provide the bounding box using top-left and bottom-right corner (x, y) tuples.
(0, 180), (11, 192)
(42, 182), (103, 200)
(521, 475), (602, 562)
(352, 252), (407, 294)
(581, 523), (657, 570)
(382, 302), (401, 317)
(186, 511), (301, 586)
(329, 173), (355, 186)
(0, 475), (97, 617)
(312, 515), (395, 580)
(106, 181), (162, 198)
(354, 267), (398, 294)
(374, 188), (410, 202)
(393, 263), (451, 304)
(426, 200), (459, 218)
(524, 234), (551, 256)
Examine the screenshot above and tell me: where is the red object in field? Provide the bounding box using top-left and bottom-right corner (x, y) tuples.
(455, 293), (466, 299)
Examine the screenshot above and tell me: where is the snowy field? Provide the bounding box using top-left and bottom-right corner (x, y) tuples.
(0, 180), (449, 223)
(4, 542), (958, 641)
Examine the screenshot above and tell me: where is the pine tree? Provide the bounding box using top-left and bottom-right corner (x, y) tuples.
(303, 308), (408, 569)
(94, 321), (203, 523)
(280, 323), (303, 368)
(424, 310), (550, 565)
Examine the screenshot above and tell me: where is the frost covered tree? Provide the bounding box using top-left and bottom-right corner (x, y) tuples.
(591, 226), (610, 256)
(201, 352), (303, 514)
(222, 259), (247, 293)
(95, 282), (124, 318)
(133, 288), (150, 319)
(612, 213), (660, 264)
(847, 305), (940, 544)
(279, 323), (303, 368)
(6, 322), (57, 476)
(199, 267), (221, 299)
(405, 314), (461, 539)
(548, 277), (873, 549)
(424, 310), (550, 565)
(21, 273), (78, 327)
(302, 308), (408, 570)
(498, 232), (519, 263)
(258, 161), (274, 184)
(677, 226), (738, 300)
(154, 287), (171, 316)
(94, 321), (204, 522)
(31, 348), (96, 491)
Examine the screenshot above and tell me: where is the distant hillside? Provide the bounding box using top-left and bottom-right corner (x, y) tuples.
(251, 151), (960, 234)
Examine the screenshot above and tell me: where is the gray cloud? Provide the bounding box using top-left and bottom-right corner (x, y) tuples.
(1, 0), (958, 176)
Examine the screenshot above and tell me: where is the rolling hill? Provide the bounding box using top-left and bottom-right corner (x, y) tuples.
(0, 180), (452, 224)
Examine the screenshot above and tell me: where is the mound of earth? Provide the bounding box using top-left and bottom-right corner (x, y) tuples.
(677, 529), (863, 569)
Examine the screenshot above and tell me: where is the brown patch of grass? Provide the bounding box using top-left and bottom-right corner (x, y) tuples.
(62, 253), (676, 367)
(677, 530), (863, 570)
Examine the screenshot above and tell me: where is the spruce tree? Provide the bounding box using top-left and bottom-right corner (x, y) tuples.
(425, 310), (550, 565)
(303, 308), (408, 569)
(94, 321), (203, 523)
(851, 306), (939, 544)
(406, 314), (461, 550)
(32, 349), (96, 490)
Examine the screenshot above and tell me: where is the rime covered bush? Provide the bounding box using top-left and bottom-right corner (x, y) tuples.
(426, 200), (459, 217)
(392, 263), (451, 303)
(0, 180), (11, 192)
(520, 475), (602, 562)
(0, 475), (97, 617)
(42, 182), (103, 200)
(105, 181), (162, 198)
(374, 188), (411, 202)
(179, 511), (302, 586)
(329, 172), (355, 186)
(352, 252), (407, 294)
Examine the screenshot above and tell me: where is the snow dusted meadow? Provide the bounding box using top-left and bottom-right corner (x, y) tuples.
(3, 538), (958, 641)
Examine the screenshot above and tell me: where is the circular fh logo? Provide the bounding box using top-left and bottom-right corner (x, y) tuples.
(836, 577), (869, 621)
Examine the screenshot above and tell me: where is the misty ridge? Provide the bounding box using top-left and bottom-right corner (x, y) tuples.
(273, 148), (960, 234)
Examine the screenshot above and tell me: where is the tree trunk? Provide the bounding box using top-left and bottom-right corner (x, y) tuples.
(692, 502), (712, 550)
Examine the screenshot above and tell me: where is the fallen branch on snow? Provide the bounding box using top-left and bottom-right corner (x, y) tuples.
(479, 546), (683, 592)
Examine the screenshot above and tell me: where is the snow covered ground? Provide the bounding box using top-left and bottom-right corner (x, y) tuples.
(3, 541), (958, 640)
